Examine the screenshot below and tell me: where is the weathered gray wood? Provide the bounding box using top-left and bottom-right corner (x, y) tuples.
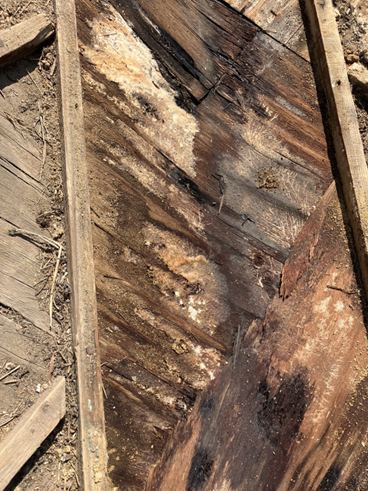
(0, 314), (45, 369)
(54, 0), (109, 489)
(0, 113), (42, 183)
(304, 0), (368, 300)
(0, 14), (54, 69)
(0, 376), (65, 489)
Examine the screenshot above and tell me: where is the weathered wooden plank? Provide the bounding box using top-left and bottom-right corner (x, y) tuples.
(76, 0), (333, 487)
(0, 113), (42, 183)
(0, 376), (65, 490)
(53, 0), (109, 489)
(146, 184), (368, 491)
(0, 270), (50, 333)
(0, 314), (45, 369)
(304, 0), (368, 301)
(220, 0), (309, 60)
(0, 218), (51, 332)
(0, 14), (54, 69)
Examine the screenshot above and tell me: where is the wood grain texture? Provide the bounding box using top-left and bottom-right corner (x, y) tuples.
(223, 0), (310, 60)
(53, 0), (109, 489)
(304, 0), (368, 301)
(0, 113), (50, 332)
(0, 314), (45, 369)
(146, 184), (368, 491)
(0, 376), (65, 490)
(0, 14), (54, 69)
(76, 0), (333, 487)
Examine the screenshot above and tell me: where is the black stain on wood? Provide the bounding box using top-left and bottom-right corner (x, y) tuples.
(316, 465), (341, 491)
(257, 368), (312, 451)
(187, 449), (214, 490)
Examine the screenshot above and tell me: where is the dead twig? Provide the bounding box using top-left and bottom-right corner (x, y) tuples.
(26, 68), (43, 95)
(0, 365), (20, 382)
(14, 0), (33, 16)
(0, 417), (14, 428)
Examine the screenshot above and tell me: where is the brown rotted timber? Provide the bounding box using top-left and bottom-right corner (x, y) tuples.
(146, 184), (368, 490)
(304, 0), (368, 302)
(0, 376), (65, 490)
(53, 0), (109, 489)
(0, 14), (54, 69)
(75, 0), (340, 488)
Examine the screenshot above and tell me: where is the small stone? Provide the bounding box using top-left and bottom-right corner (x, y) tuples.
(361, 50), (368, 66)
(51, 224), (64, 240)
(64, 445), (71, 453)
(348, 62), (368, 95)
(345, 53), (359, 64)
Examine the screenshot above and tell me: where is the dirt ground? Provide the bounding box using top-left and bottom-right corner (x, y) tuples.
(0, 1), (78, 490)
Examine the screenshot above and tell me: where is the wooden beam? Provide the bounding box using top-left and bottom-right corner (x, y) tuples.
(0, 14), (54, 69)
(0, 376), (65, 490)
(53, 0), (109, 489)
(304, 0), (368, 297)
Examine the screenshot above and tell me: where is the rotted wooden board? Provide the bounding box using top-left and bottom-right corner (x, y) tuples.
(146, 184), (368, 491)
(76, 0), (332, 488)
(223, 0), (310, 60)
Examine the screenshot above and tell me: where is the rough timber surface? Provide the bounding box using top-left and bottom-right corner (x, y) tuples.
(304, 0), (368, 304)
(0, 14), (54, 69)
(223, 0), (310, 60)
(76, 0), (333, 488)
(53, 0), (109, 489)
(0, 111), (50, 332)
(146, 184), (368, 491)
(0, 376), (65, 490)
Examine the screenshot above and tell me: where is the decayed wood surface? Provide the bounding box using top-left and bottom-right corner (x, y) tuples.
(0, 111), (51, 332)
(53, 0), (109, 489)
(146, 184), (368, 491)
(223, 0), (310, 60)
(0, 14), (54, 69)
(0, 376), (65, 490)
(304, 0), (368, 301)
(77, 0), (332, 487)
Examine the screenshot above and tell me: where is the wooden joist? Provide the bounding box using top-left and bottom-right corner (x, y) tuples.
(0, 14), (54, 69)
(304, 0), (368, 297)
(0, 377), (65, 490)
(53, 0), (109, 489)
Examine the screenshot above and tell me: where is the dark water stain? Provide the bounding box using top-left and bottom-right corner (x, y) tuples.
(257, 367), (313, 452)
(187, 448), (214, 491)
(316, 465), (342, 491)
